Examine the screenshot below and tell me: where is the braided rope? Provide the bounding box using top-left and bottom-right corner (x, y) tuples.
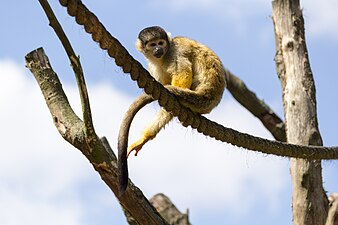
(58, 0), (338, 160)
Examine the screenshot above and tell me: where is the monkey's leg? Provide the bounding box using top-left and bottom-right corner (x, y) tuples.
(127, 71), (193, 156)
(127, 108), (173, 157)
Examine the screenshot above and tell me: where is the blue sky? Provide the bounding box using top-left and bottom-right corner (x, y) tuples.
(0, 0), (337, 224)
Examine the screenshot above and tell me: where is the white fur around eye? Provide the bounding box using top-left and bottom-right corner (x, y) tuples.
(146, 42), (157, 50)
(158, 40), (167, 47)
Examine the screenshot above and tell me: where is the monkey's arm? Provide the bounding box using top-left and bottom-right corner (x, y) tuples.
(117, 93), (154, 195)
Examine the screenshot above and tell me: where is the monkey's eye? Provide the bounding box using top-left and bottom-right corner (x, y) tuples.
(158, 41), (164, 46)
(150, 43), (156, 47)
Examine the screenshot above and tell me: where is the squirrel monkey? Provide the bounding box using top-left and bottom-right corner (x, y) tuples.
(130, 26), (226, 155)
(118, 26), (226, 195)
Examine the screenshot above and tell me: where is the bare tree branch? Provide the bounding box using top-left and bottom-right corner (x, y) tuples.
(150, 194), (191, 225)
(226, 70), (286, 142)
(38, 0), (95, 145)
(272, 0), (329, 224)
(25, 48), (169, 225)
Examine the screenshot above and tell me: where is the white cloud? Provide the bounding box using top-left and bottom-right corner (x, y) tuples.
(0, 187), (83, 225)
(0, 59), (289, 224)
(0, 60), (100, 225)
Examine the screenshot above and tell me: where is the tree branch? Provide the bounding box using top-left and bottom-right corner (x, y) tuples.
(38, 0), (96, 145)
(226, 70), (286, 142)
(272, 0), (329, 224)
(25, 48), (169, 225)
(150, 194), (191, 225)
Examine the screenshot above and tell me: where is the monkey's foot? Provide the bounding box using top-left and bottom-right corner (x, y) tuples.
(127, 139), (147, 157)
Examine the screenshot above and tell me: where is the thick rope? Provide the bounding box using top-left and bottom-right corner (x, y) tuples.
(58, 0), (338, 160)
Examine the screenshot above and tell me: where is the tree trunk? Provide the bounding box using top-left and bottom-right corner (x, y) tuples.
(271, 0), (328, 224)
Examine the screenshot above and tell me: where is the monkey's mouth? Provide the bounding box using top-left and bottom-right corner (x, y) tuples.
(154, 53), (163, 58)
(153, 48), (164, 58)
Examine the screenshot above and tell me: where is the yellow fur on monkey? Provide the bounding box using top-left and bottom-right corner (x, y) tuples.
(118, 26), (226, 195)
(129, 26), (227, 156)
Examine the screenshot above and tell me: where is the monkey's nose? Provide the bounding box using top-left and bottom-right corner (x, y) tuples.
(153, 47), (164, 58)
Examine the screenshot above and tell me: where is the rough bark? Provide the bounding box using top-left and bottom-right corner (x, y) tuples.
(272, 0), (329, 224)
(150, 194), (191, 225)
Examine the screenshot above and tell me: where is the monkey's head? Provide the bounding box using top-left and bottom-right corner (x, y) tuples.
(136, 26), (170, 60)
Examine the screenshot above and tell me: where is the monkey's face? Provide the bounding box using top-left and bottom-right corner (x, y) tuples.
(136, 26), (170, 61)
(144, 38), (168, 60)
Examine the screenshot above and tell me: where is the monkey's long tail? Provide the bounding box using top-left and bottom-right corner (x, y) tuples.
(117, 93), (154, 196)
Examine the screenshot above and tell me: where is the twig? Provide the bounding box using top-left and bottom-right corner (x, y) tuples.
(38, 0), (96, 145)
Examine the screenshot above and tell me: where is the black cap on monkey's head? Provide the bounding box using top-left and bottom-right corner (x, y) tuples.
(138, 26), (169, 46)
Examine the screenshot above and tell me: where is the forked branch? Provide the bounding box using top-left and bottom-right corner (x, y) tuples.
(25, 47), (169, 225)
(39, 0), (96, 145)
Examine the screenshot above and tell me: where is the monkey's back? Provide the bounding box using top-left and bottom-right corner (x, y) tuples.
(171, 36), (226, 113)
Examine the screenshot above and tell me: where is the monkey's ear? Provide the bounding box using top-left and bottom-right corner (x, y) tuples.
(135, 39), (144, 52)
(166, 32), (172, 42)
